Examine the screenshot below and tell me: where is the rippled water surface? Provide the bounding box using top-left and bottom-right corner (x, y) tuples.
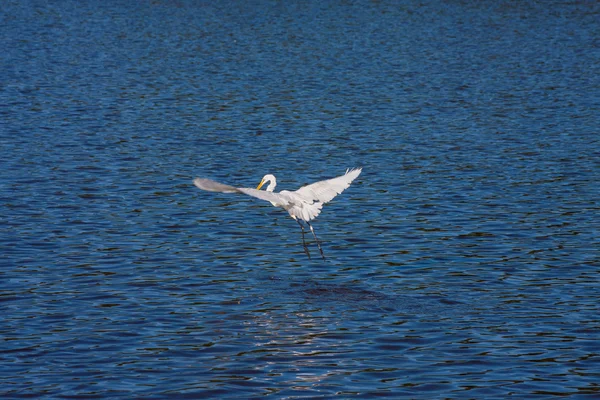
(2, 0), (599, 398)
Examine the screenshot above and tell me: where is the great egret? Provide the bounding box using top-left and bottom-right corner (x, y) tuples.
(193, 168), (362, 260)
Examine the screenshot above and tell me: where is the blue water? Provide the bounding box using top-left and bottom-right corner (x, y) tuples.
(2, 0), (599, 398)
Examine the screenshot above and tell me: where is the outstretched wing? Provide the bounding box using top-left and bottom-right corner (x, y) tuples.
(193, 178), (292, 208)
(295, 167), (362, 204)
(236, 188), (292, 208)
(193, 178), (239, 193)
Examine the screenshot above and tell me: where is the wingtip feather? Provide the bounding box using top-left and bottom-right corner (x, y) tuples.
(345, 167), (362, 177)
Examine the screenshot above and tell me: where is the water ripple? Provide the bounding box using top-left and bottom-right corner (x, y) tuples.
(2, 0), (599, 398)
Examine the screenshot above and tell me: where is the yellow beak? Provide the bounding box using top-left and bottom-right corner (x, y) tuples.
(256, 179), (265, 190)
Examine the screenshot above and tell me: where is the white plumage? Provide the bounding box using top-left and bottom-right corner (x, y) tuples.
(193, 168), (362, 260)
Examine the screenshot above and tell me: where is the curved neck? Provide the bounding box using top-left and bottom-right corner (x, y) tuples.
(258, 174), (277, 192)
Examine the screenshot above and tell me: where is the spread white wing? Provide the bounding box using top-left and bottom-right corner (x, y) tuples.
(295, 167), (362, 204)
(236, 187), (293, 208)
(193, 178), (239, 193)
(193, 178), (292, 207)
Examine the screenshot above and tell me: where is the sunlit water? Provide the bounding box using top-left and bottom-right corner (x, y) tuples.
(2, 0), (599, 398)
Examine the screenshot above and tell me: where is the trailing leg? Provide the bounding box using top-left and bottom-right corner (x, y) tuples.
(306, 221), (325, 260)
(294, 218), (311, 259)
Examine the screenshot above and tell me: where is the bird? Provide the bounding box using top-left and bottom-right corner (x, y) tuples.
(193, 168), (362, 260)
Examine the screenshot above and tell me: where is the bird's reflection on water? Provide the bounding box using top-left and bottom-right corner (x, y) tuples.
(258, 273), (469, 316)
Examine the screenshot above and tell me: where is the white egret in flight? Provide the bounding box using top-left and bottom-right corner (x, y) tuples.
(193, 168), (362, 260)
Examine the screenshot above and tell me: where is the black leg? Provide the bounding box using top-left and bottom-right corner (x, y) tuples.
(306, 221), (325, 261)
(295, 218), (311, 259)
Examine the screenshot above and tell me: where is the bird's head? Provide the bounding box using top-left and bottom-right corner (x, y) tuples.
(257, 174), (277, 192)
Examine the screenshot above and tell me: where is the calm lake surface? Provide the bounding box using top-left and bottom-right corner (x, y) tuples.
(2, 0), (599, 398)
